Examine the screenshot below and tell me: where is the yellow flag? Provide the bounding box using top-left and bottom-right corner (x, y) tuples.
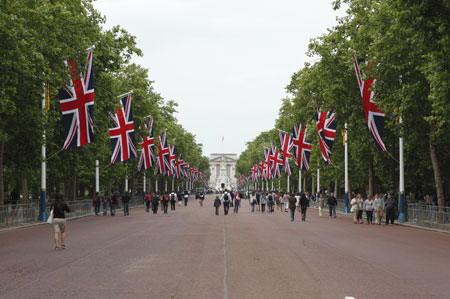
(341, 129), (345, 146)
(45, 83), (50, 113)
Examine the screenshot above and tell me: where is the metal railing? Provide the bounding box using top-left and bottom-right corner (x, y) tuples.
(407, 204), (450, 224)
(0, 197), (145, 229)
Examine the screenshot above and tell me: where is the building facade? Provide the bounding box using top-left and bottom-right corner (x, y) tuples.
(208, 153), (238, 191)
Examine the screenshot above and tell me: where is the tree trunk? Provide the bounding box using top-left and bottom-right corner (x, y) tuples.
(430, 140), (445, 213)
(21, 177), (28, 203)
(72, 171), (77, 201)
(334, 179), (339, 198)
(0, 141), (4, 205)
(368, 159), (374, 197)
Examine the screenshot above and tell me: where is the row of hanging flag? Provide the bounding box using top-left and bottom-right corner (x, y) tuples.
(57, 49), (207, 185)
(238, 55), (386, 187)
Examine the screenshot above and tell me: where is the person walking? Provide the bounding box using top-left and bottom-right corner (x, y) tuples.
(151, 192), (160, 214)
(177, 191), (183, 207)
(233, 191), (240, 213)
(327, 193), (337, 218)
(255, 191), (261, 212)
(162, 192), (169, 214)
(144, 192), (151, 212)
(318, 194), (325, 217)
(300, 192), (310, 221)
(213, 195), (221, 216)
(102, 192), (109, 216)
(183, 190), (189, 206)
(295, 192), (300, 212)
(93, 192), (101, 216)
(374, 193), (385, 225)
(385, 194), (397, 225)
(363, 195), (375, 224)
(250, 191), (256, 213)
(350, 195), (359, 224)
(110, 193), (118, 216)
(122, 191), (130, 216)
(283, 192), (290, 212)
(267, 192), (274, 213)
(50, 194), (70, 250)
(288, 193), (296, 221)
(170, 191), (177, 211)
(222, 190), (231, 215)
(356, 194), (364, 224)
(260, 193), (267, 213)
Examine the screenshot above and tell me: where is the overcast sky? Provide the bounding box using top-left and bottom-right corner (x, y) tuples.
(94, 0), (346, 157)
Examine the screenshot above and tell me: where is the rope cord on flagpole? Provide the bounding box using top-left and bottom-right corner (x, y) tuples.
(331, 163), (344, 172)
(385, 150), (399, 164)
(46, 148), (63, 161)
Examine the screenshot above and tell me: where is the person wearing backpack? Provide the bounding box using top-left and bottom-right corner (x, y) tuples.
(162, 192), (169, 214)
(102, 192), (110, 216)
(93, 192), (101, 216)
(144, 192), (151, 212)
(233, 192), (240, 213)
(151, 192), (160, 214)
(170, 191), (177, 211)
(267, 192), (274, 213)
(222, 190), (231, 215)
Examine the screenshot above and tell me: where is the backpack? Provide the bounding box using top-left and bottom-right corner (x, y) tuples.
(144, 194), (151, 203)
(268, 195), (273, 202)
(170, 193), (175, 202)
(224, 193), (229, 202)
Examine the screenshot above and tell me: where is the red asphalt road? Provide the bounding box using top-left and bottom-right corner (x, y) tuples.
(1, 194), (450, 299)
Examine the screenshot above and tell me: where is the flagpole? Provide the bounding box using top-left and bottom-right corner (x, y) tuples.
(317, 165), (320, 195)
(143, 173), (146, 193)
(165, 178), (168, 192)
(398, 116), (407, 222)
(95, 160), (99, 193)
(299, 169), (302, 194)
(172, 177), (174, 192)
(155, 178), (158, 193)
(39, 83), (47, 221)
(344, 123), (350, 213)
(287, 175), (290, 193)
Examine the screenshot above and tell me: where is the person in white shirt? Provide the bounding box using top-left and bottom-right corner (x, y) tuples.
(363, 195), (375, 224)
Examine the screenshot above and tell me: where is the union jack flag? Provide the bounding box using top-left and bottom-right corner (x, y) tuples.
(181, 162), (189, 179)
(138, 116), (155, 171)
(173, 155), (184, 179)
(109, 93), (136, 163)
(263, 147), (272, 180)
(278, 130), (293, 176)
(250, 165), (257, 182)
(292, 124), (312, 171)
(59, 49), (94, 149)
(352, 55), (386, 151)
(268, 143), (283, 179)
(154, 131), (170, 175)
(167, 145), (176, 177)
(315, 107), (337, 165)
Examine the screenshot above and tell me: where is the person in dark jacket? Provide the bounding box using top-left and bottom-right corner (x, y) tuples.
(151, 192), (160, 214)
(50, 194), (70, 250)
(213, 195), (221, 216)
(122, 192), (130, 216)
(300, 193), (310, 221)
(327, 193), (337, 218)
(162, 192), (169, 214)
(110, 193), (118, 216)
(385, 194), (397, 225)
(183, 190), (189, 206)
(170, 191), (176, 211)
(288, 193), (297, 221)
(93, 192), (101, 216)
(144, 192), (151, 212)
(177, 192), (183, 207)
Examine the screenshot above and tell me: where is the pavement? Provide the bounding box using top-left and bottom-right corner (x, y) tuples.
(1, 194), (450, 299)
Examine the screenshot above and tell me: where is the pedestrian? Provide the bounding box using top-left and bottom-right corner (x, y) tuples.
(288, 193), (296, 221)
(255, 191), (261, 212)
(385, 194), (397, 225)
(267, 192), (274, 213)
(327, 192), (337, 218)
(170, 191), (177, 211)
(162, 192), (169, 214)
(177, 191), (183, 207)
(250, 191), (256, 213)
(356, 194), (364, 224)
(183, 190), (189, 206)
(122, 191), (130, 216)
(151, 192), (160, 214)
(222, 190), (231, 215)
(318, 194), (325, 217)
(300, 192), (310, 221)
(144, 192), (151, 212)
(374, 193), (385, 225)
(283, 192), (290, 213)
(214, 195), (221, 216)
(102, 192), (109, 216)
(110, 193), (118, 216)
(260, 193), (267, 213)
(93, 192), (101, 216)
(295, 192), (300, 212)
(10, 189), (19, 210)
(363, 195), (375, 224)
(350, 194), (359, 224)
(276, 193), (281, 211)
(233, 191), (240, 213)
(50, 194), (70, 250)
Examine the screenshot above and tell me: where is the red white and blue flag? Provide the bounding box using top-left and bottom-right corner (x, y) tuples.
(269, 143), (283, 179)
(173, 155), (184, 179)
(292, 124), (312, 171)
(154, 131), (170, 175)
(263, 147), (271, 180)
(59, 49), (94, 149)
(138, 116), (155, 171)
(167, 145), (176, 177)
(109, 93), (136, 163)
(278, 130), (293, 176)
(250, 165), (257, 182)
(352, 55), (386, 151)
(315, 107), (337, 165)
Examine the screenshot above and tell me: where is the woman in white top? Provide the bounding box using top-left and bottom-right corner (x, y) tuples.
(356, 194), (364, 224)
(363, 195), (375, 224)
(350, 195), (359, 224)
